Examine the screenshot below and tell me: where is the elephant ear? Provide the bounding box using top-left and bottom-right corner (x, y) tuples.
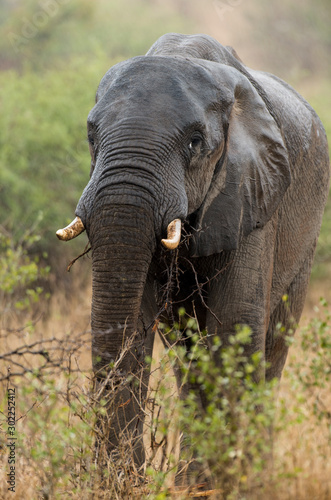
(190, 67), (291, 257)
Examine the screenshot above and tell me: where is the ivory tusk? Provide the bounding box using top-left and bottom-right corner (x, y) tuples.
(56, 216), (85, 241)
(161, 219), (181, 250)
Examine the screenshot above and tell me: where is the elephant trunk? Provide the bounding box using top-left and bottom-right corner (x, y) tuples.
(89, 198), (156, 465)
(90, 201), (155, 374)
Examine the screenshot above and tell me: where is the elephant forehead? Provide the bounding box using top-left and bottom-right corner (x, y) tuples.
(99, 56), (219, 99)
(90, 56), (221, 127)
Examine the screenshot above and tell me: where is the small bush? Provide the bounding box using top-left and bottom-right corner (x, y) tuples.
(0, 218), (50, 325)
(145, 319), (278, 499)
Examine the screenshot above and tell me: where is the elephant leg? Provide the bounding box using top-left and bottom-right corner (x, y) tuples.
(259, 247), (317, 484)
(206, 221), (278, 374)
(266, 246), (316, 381)
(195, 225), (277, 493)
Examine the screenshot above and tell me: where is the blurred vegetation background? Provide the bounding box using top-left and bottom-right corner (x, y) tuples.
(0, 0), (330, 281)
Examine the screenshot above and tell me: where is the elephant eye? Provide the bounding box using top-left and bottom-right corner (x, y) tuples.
(87, 134), (97, 177)
(188, 133), (203, 155)
(88, 134), (97, 160)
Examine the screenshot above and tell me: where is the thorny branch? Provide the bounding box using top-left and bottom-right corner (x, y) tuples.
(147, 242), (232, 336)
(0, 332), (91, 382)
(181, 257), (224, 329)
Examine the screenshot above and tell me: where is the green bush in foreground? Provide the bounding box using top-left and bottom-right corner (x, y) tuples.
(146, 319), (278, 498)
(287, 299), (331, 432)
(146, 305), (331, 499)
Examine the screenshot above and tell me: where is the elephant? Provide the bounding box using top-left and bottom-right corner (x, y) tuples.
(56, 33), (330, 481)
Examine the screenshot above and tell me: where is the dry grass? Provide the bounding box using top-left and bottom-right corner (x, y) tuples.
(1, 266), (331, 499)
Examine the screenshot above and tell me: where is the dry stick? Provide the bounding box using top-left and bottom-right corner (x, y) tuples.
(2, 314), (44, 335)
(67, 244), (92, 272)
(181, 257), (223, 329)
(171, 259), (233, 307)
(170, 487), (223, 497)
(16, 399), (44, 423)
(146, 250), (232, 337)
(0, 334), (90, 381)
(143, 249), (182, 334)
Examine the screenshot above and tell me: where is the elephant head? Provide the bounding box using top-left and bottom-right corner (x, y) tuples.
(57, 48), (290, 463)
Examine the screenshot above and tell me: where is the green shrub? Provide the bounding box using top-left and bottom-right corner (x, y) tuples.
(289, 298), (331, 430)
(0, 62), (103, 252)
(146, 316), (278, 498)
(0, 218), (50, 322)
(1, 0), (194, 72)
(17, 374), (95, 499)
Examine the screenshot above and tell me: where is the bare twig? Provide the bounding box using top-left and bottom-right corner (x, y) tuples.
(67, 244), (92, 272)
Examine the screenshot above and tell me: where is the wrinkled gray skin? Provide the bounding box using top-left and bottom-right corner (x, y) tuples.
(69, 34), (330, 474)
